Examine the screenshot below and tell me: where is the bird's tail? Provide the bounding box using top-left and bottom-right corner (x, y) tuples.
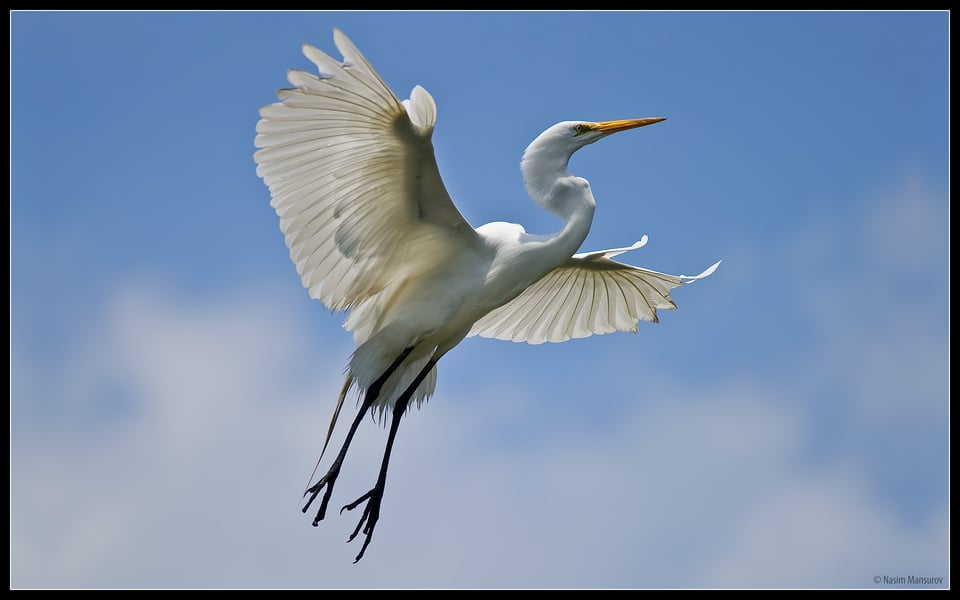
(302, 372), (354, 494)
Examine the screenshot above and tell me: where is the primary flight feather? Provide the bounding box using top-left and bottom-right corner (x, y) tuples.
(254, 28), (719, 562)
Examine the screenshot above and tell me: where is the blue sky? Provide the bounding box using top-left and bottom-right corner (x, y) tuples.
(10, 11), (948, 589)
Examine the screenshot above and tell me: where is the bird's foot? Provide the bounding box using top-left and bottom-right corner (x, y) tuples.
(301, 466), (340, 526)
(340, 486), (384, 562)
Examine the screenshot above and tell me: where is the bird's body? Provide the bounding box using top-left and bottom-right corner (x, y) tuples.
(254, 29), (718, 562)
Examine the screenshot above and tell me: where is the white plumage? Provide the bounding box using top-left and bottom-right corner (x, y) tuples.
(254, 29), (719, 562)
(469, 236), (718, 344)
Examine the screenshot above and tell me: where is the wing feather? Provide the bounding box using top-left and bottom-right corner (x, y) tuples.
(254, 29), (478, 312)
(468, 242), (720, 344)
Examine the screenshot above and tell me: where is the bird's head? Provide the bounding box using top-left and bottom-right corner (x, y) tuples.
(522, 118), (667, 177)
(521, 117), (667, 204)
(536, 118), (667, 155)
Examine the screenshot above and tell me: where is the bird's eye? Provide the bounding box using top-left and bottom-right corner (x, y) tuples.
(573, 124), (584, 134)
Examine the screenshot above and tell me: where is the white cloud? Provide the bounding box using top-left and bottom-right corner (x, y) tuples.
(775, 170), (949, 466)
(701, 470), (949, 588)
(859, 166), (949, 278)
(10, 268), (947, 588)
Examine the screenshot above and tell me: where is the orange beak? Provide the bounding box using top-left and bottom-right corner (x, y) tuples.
(593, 117), (667, 134)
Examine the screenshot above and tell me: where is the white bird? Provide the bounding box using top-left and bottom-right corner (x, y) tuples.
(254, 29), (719, 562)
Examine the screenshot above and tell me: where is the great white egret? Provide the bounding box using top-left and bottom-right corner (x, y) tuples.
(254, 29), (719, 562)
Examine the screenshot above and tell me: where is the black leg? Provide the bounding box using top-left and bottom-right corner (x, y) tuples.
(301, 346), (414, 525)
(341, 358), (437, 563)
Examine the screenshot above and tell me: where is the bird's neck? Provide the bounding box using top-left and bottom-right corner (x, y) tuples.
(521, 148), (596, 263)
(549, 190), (594, 259)
(521, 144), (571, 208)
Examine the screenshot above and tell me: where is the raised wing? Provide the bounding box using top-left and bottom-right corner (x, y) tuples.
(254, 29), (479, 313)
(468, 237), (720, 344)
